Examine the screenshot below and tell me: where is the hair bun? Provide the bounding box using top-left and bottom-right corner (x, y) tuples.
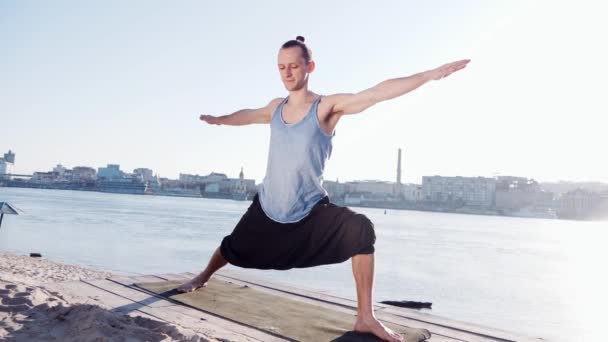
(296, 36), (305, 43)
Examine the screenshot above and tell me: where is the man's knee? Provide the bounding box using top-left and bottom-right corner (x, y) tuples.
(350, 213), (376, 254)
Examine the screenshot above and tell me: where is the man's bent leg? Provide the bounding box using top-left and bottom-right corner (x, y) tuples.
(352, 253), (403, 342)
(177, 247), (227, 293)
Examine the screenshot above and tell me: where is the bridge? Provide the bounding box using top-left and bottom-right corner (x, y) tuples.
(1, 174), (32, 178)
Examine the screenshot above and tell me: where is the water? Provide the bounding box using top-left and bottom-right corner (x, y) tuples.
(0, 187), (605, 341)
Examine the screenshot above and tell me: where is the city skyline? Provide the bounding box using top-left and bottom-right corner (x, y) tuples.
(4, 150), (608, 188)
(4, 153), (606, 221)
(2, 1), (607, 183)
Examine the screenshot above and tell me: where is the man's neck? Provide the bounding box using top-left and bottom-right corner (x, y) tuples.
(287, 87), (315, 105)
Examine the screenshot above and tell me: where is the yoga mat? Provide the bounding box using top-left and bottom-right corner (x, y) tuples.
(136, 279), (430, 342)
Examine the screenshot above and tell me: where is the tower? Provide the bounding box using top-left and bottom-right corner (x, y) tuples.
(3, 150), (15, 164)
(396, 148), (402, 185)
(394, 148), (403, 199)
(237, 167), (246, 192)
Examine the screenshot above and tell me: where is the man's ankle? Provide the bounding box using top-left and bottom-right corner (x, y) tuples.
(195, 271), (209, 280)
(356, 311), (376, 319)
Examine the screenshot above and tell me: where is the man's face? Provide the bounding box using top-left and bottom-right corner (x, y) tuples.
(277, 47), (313, 91)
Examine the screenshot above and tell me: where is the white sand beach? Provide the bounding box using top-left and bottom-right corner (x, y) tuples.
(0, 251), (232, 342)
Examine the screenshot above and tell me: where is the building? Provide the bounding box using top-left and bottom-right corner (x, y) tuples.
(51, 164), (76, 182)
(98, 164), (123, 179)
(180, 172), (227, 184)
(31, 171), (58, 184)
(3, 150), (15, 164)
(494, 176), (555, 212)
(0, 160), (13, 179)
(133, 168), (154, 182)
(422, 176), (496, 208)
(214, 175), (255, 194)
(0, 150), (15, 179)
(324, 178), (421, 203)
(400, 183), (423, 202)
(98, 175), (147, 194)
(346, 180), (395, 197)
(53, 164), (67, 176)
(344, 192), (366, 205)
(180, 171), (256, 192)
(179, 170), (256, 198)
(72, 166), (97, 181)
(557, 189), (603, 220)
(30, 165), (96, 184)
(541, 181), (608, 195)
(323, 179), (347, 199)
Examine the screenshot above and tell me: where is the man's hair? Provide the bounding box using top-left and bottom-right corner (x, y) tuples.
(281, 36), (312, 64)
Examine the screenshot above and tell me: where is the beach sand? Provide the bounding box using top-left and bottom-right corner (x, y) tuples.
(0, 251), (230, 341)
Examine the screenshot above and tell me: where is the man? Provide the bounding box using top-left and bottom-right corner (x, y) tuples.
(179, 36), (469, 342)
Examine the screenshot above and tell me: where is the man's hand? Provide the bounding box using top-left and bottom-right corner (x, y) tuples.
(426, 59), (470, 81)
(199, 114), (221, 125)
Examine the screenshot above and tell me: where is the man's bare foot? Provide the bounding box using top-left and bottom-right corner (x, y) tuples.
(354, 315), (403, 342)
(177, 273), (210, 293)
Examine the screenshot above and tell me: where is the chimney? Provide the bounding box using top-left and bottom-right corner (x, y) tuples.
(396, 148), (402, 185)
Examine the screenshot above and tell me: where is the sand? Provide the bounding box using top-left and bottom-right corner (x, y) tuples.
(0, 251), (228, 342)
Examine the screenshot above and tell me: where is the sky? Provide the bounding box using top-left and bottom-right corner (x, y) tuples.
(1, 0), (606, 184)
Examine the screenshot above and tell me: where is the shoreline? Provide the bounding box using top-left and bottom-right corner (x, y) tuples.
(0, 251), (226, 341)
(4, 185), (602, 221)
(0, 251), (543, 342)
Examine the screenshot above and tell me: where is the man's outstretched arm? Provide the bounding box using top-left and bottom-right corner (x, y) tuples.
(199, 98), (283, 126)
(329, 59), (470, 116)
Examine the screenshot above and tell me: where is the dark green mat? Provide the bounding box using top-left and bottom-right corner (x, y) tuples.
(136, 279), (430, 342)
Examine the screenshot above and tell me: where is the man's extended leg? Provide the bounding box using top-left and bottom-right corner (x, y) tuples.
(177, 247), (227, 293)
(352, 253), (403, 342)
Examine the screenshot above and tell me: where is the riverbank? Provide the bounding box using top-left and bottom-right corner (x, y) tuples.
(0, 251), (229, 341)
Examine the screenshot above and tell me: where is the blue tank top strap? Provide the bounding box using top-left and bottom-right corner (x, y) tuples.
(311, 95), (322, 115)
(273, 97), (289, 119)
(301, 95), (322, 123)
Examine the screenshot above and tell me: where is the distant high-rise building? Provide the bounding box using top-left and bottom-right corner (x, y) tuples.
(347, 180), (395, 196)
(53, 164), (67, 175)
(73, 166), (97, 181)
(180, 172), (227, 184)
(0, 150), (15, 178)
(98, 164), (123, 179)
(422, 175), (496, 208)
(3, 150), (15, 164)
(134, 168), (154, 182)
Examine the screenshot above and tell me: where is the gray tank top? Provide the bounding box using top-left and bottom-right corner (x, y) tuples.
(257, 95), (334, 223)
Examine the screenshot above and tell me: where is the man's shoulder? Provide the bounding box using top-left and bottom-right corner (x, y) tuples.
(319, 93), (351, 109)
(318, 93), (346, 117)
(266, 97), (285, 111)
(269, 97), (285, 105)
